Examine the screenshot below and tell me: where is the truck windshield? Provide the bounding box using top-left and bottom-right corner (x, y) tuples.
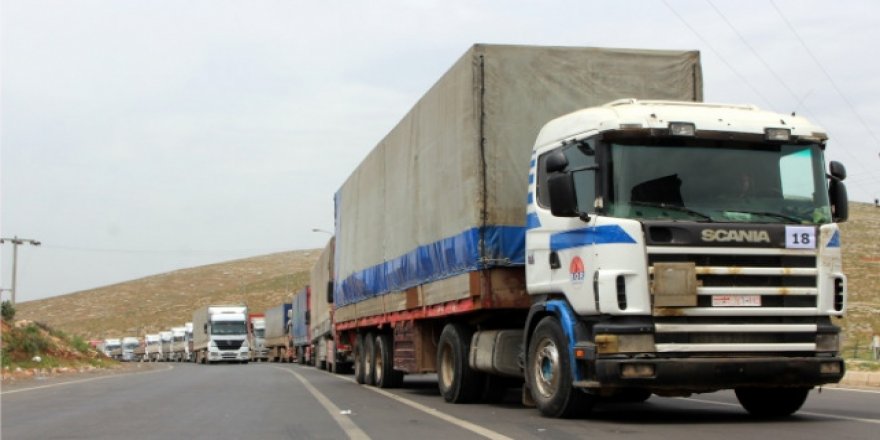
(254, 329), (265, 338)
(211, 321), (247, 335)
(123, 343), (139, 349)
(606, 140), (832, 224)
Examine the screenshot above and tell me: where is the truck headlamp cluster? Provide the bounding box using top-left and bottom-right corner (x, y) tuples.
(668, 122), (696, 136)
(764, 127), (791, 141)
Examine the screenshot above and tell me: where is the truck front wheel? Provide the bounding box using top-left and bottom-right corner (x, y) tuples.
(527, 316), (593, 418)
(735, 387), (810, 418)
(437, 323), (484, 403)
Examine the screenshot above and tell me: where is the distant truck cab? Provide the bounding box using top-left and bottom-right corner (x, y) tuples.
(192, 305), (250, 364)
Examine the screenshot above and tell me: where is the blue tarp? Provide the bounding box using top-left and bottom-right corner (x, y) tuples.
(335, 225), (525, 307)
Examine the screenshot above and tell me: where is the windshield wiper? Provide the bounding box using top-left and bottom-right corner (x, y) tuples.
(628, 201), (712, 221)
(724, 210), (802, 223)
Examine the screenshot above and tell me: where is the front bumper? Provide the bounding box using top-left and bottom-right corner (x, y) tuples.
(591, 356), (845, 391)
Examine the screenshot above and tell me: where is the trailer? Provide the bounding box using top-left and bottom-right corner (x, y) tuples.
(291, 286), (311, 364)
(264, 304), (292, 362)
(310, 237), (350, 372)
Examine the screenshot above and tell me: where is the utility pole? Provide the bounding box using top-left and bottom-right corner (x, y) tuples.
(1, 236), (41, 305)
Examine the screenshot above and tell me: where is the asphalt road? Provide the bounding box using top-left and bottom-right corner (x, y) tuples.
(2, 362), (878, 440)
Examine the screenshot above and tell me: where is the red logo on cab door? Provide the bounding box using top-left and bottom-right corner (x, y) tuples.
(570, 256), (585, 283)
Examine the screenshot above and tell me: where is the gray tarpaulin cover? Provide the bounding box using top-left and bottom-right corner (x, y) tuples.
(334, 44), (702, 307)
(310, 238), (334, 339)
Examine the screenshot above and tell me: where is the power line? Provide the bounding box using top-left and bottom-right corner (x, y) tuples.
(706, 0), (880, 190)
(661, 0), (772, 108)
(770, 0), (880, 149)
(769, 0), (880, 195)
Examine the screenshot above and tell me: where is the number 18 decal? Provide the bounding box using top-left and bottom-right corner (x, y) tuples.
(786, 226), (816, 249)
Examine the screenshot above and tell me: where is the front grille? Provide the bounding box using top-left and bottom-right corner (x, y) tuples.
(215, 340), (243, 350)
(648, 248), (822, 353)
(648, 250), (818, 311)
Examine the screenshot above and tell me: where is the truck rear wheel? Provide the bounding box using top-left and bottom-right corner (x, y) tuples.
(735, 387), (810, 418)
(375, 333), (403, 389)
(354, 334), (366, 384)
(528, 316), (593, 418)
(437, 323), (484, 403)
(363, 332), (376, 386)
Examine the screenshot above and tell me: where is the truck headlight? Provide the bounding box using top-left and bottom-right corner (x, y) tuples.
(816, 334), (839, 352)
(596, 334), (655, 354)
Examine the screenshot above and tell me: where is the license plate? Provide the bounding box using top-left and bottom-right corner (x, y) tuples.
(712, 295), (761, 307)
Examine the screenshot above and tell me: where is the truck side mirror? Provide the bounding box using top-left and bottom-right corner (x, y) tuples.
(548, 173), (579, 217)
(545, 151), (568, 173)
(830, 179), (849, 222)
(203, 323), (208, 332)
(829, 161), (847, 181)
(327, 281), (334, 304)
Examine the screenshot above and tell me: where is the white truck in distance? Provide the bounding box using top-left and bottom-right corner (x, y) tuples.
(184, 322), (194, 362)
(192, 305), (250, 364)
(248, 315), (268, 362)
(159, 331), (173, 362)
(144, 334), (162, 362)
(102, 338), (121, 360)
(170, 326), (187, 362)
(121, 337), (140, 362)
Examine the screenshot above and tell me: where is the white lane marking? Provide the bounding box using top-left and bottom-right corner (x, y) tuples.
(682, 397), (880, 425)
(1, 364), (174, 395)
(821, 386), (880, 395)
(274, 366), (370, 440)
(334, 372), (514, 440)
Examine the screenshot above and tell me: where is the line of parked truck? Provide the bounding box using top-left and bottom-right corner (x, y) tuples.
(100, 44), (851, 418)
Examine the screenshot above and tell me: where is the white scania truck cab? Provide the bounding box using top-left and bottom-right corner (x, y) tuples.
(522, 99), (848, 418)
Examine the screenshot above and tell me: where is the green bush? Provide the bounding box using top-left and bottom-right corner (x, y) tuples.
(7, 324), (51, 357)
(1, 300), (15, 322)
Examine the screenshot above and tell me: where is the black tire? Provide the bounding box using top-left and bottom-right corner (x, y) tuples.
(437, 323), (484, 403)
(735, 387), (810, 418)
(527, 316), (593, 418)
(354, 334), (366, 384)
(375, 333), (404, 388)
(363, 332), (376, 386)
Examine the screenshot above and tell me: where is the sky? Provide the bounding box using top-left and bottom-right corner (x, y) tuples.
(2, 0), (878, 302)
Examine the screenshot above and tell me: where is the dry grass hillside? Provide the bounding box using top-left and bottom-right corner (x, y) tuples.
(838, 202), (880, 359)
(12, 203), (880, 361)
(15, 250), (320, 339)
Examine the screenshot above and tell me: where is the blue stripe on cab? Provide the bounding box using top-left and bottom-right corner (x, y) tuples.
(526, 212), (541, 229)
(827, 230), (840, 248)
(550, 225), (637, 251)
(528, 174), (534, 184)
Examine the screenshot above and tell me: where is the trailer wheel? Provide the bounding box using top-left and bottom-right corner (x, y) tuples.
(363, 332), (376, 386)
(354, 334), (366, 384)
(527, 316), (593, 418)
(375, 333), (403, 389)
(735, 387), (810, 418)
(437, 323), (484, 403)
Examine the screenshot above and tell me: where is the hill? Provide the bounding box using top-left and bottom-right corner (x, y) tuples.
(838, 202), (880, 362)
(14, 250), (320, 339)
(12, 203), (880, 362)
